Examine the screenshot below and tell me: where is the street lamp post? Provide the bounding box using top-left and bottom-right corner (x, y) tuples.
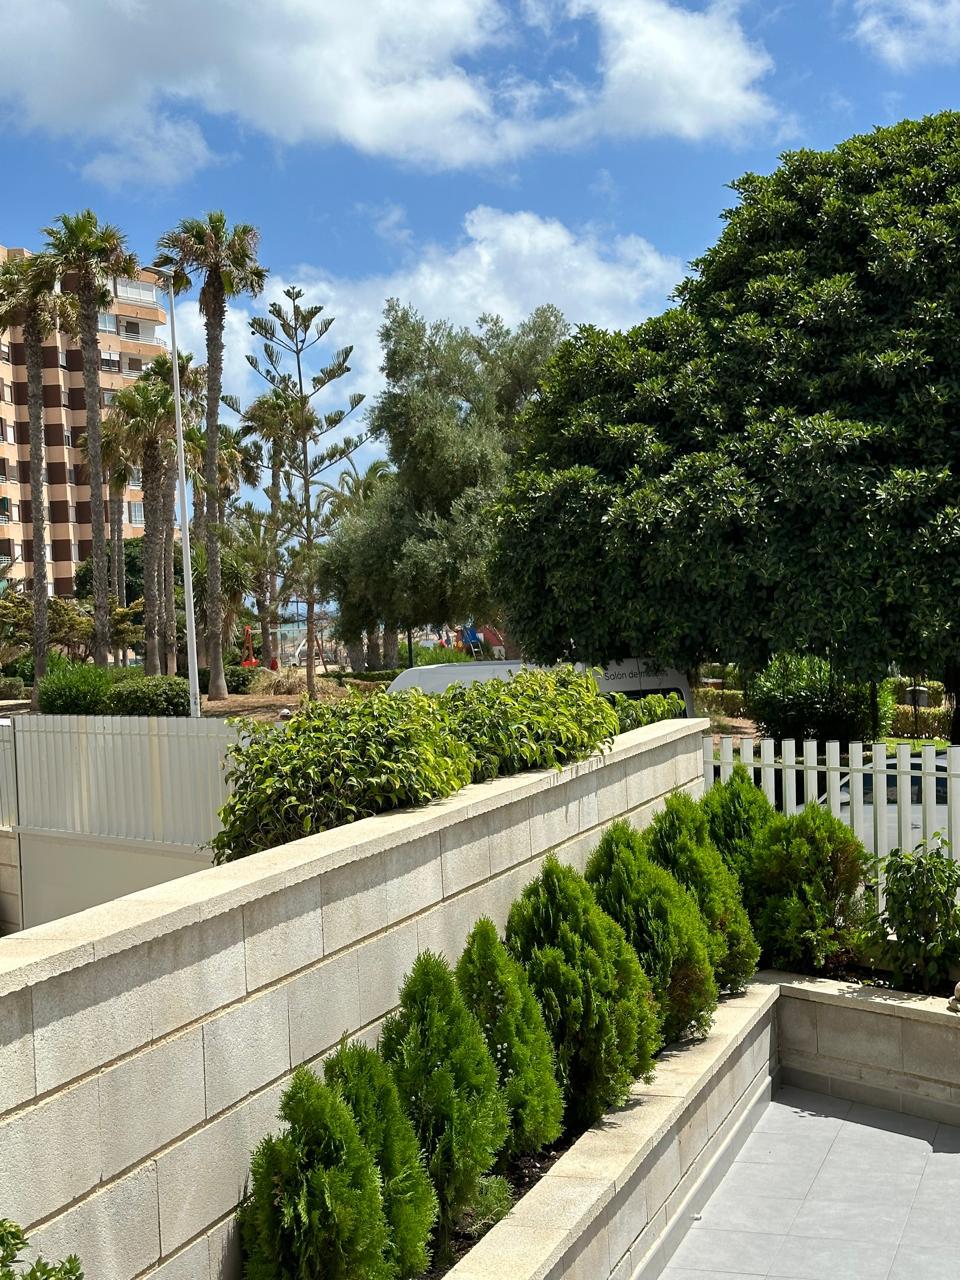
(143, 265), (201, 718)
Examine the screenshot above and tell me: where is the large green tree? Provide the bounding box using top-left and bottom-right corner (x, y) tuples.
(327, 300), (568, 647)
(496, 113), (960, 737)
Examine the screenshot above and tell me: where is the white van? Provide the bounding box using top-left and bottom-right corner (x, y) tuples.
(386, 658), (693, 716)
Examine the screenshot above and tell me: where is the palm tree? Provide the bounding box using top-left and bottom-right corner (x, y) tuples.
(0, 255), (74, 704)
(43, 211), (138, 666)
(228, 502), (281, 665)
(107, 379), (175, 674)
(99, 410), (134, 665)
(155, 213), (267, 700)
(216, 424), (261, 523)
(144, 352), (206, 673)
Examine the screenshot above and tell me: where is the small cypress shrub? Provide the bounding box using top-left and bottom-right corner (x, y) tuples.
(641, 792), (759, 991)
(745, 804), (868, 972)
(701, 764), (774, 880)
(586, 821), (718, 1044)
(456, 917), (564, 1159)
(380, 951), (509, 1262)
(323, 1040), (438, 1278)
(241, 1066), (392, 1280)
(505, 857), (660, 1134)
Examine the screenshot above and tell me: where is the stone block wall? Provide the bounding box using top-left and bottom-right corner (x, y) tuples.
(0, 719), (706, 1280)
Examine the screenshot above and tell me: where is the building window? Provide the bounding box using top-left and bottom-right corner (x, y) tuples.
(71, 541), (79, 563)
(121, 320), (141, 339)
(129, 466), (143, 487)
(0, 342), (9, 362)
(102, 389), (116, 407)
(0, 381), (12, 404)
(68, 466), (77, 486)
(100, 352), (121, 374)
(115, 280), (159, 305)
(11, 504), (19, 522)
(63, 428), (73, 449)
(97, 313), (118, 334)
(68, 504), (76, 523)
(58, 349), (69, 370)
(13, 543), (21, 562)
(128, 501), (145, 526)
(60, 389), (69, 408)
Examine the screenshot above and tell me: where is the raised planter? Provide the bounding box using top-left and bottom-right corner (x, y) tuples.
(447, 974), (960, 1280)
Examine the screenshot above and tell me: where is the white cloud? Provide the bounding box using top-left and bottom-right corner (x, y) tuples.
(0, 0), (778, 186)
(171, 205), (681, 473)
(853, 0), (960, 68)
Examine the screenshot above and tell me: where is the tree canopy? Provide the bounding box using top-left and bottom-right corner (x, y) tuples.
(496, 113), (960, 691)
(327, 299), (568, 636)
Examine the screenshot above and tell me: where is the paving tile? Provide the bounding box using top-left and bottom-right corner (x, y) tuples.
(933, 1122), (960, 1154)
(844, 1102), (939, 1144)
(824, 1127), (932, 1175)
(888, 1243), (960, 1280)
(769, 1233), (899, 1280)
(737, 1128), (835, 1167)
(695, 1192), (803, 1236)
(899, 1204), (960, 1252)
(807, 1162), (923, 1206)
(722, 1158), (823, 1201)
(787, 1196), (910, 1244)
(759, 1086), (852, 1123)
(671, 1226), (784, 1275)
(663, 1271), (767, 1279)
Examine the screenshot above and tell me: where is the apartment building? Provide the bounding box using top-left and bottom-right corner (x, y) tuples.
(0, 243), (164, 596)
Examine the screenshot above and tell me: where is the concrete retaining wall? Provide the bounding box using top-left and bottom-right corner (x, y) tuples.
(0, 830), (20, 934)
(777, 975), (960, 1126)
(0, 719), (706, 1280)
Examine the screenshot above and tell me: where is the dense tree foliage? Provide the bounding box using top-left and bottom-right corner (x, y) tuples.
(495, 114), (960, 730)
(327, 300), (568, 635)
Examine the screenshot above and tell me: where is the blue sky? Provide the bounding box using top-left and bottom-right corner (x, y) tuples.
(1, 0), (959, 438)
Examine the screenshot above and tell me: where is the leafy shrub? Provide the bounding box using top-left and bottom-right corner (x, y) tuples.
(641, 792), (759, 991)
(36, 663), (141, 715)
(2, 650), (69, 685)
(442, 667), (618, 783)
(0, 1221), (82, 1279)
(104, 675), (190, 717)
(349, 668), (404, 683)
(701, 764), (775, 880)
(611, 691), (685, 733)
(694, 687), (745, 718)
(745, 653), (893, 744)
(213, 690), (474, 861)
(456, 917), (564, 1159)
(412, 643), (473, 665)
(380, 950), (508, 1262)
(889, 704), (952, 740)
(889, 677), (945, 708)
(242, 1066), (391, 1280)
(742, 805), (868, 972)
(197, 664), (255, 695)
(459, 1174), (513, 1240)
(871, 839), (960, 993)
(506, 857), (660, 1133)
(323, 1040), (438, 1278)
(0, 677), (24, 700)
(586, 822), (718, 1044)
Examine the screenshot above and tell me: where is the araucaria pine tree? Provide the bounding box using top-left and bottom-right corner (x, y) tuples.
(641, 792), (759, 991)
(456, 917), (564, 1159)
(586, 821), (718, 1044)
(506, 857), (661, 1133)
(241, 1066), (392, 1280)
(380, 950), (509, 1262)
(323, 1040), (438, 1279)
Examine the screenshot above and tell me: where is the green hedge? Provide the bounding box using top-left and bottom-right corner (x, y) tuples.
(103, 676), (190, 718)
(694, 687), (745, 718)
(0, 677), (25, 700)
(36, 664), (142, 715)
(611, 691), (685, 732)
(214, 668), (618, 861)
(744, 653), (894, 743)
(890, 703), (952, 739)
(197, 665), (256, 695)
(889, 677), (945, 707)
(346, 668), (403, 683)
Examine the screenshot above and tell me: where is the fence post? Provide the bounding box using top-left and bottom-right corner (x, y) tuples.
(702, 736), (713, 793)
(803, 739), (818, 806)
(948, 746), (960, 861)
(719, 736), (734, 783)
(739, 736), (754, 776)
(921, 743), (937, 845)
(873, 743), (889, 907)
(783, 739), (797, 815)
(896, 742), (912, 853)
(825, 740), (841, 818)
(849, 741), (866, 846)
(760, 738), (775, 804)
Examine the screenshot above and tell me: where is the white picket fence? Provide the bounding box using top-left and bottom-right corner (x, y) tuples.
(703, 735), (960, 862)
(0, 714), (237, 845)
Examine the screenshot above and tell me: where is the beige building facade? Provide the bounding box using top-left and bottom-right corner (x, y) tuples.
(0, 243), (165, 595)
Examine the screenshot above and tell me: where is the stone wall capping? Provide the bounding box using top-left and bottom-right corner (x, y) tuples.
(775, 971), (958, 1027)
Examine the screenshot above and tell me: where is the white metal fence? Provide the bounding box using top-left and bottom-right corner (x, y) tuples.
(704, 735), (960, 862)
(5, 715), (237, 846)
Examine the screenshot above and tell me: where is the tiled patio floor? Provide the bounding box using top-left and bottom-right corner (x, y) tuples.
(664, 1086), (960, 1280)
